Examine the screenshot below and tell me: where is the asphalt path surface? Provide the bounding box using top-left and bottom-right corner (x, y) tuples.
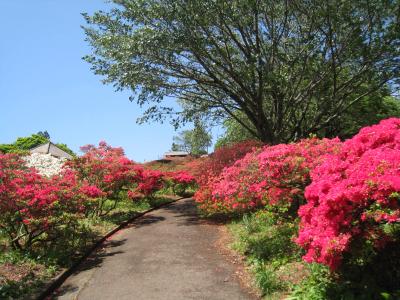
(53, 198), (255, 300)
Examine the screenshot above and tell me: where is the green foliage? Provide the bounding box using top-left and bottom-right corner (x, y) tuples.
(37, 130), (50, 139)
(215, 113), (258, 149)
(0, 144), (19, 154)
(289, 264), (333, 300)
(171, 142), (180, 151)
(229, 210), (302, 297)
(323, 95), (400, 139)
(216, 96), (400, 147)
(55, 143), (76, 157)
(14, 134), (48, 150)
(229, 209), (400, 299)
(173, 120), (212, 155)
(83, 0), (399, 144)
(0, 133), (75, 156)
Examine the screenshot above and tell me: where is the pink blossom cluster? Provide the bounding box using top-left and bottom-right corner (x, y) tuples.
(68, 142), (179, 211)
(192, 141), (263, 214)
(68, 141), (142, 199)
(195, 138), (340, 214)
(296, 118), (400, 270)
(166, 171), (196, 185)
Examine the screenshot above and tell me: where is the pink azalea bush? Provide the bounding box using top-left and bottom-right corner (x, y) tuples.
(0, 141), (189, 253)
(196, 138), (341, 215)
(296, 118), (400, 271)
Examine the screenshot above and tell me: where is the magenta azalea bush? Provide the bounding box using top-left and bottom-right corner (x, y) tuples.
(296, 118), (400, 270)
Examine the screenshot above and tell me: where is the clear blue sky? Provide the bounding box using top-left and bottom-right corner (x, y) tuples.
(0, 1), (222, 162)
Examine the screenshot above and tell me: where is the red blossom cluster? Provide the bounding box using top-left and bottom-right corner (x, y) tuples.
(296, 118), (400, 270)
(164, 171), (197, 196)
(191, 140), (262, 186)
(133, 169), (165, 198)
(0, 154), (102, 250)
(68, 141), (142, 198)
(0, 141), (196, 251)
(193, 140), (262, 213)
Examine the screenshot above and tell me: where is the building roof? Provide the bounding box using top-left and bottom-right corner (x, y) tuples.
(164, 151), (189, 156)
(29, 142), (73, 160)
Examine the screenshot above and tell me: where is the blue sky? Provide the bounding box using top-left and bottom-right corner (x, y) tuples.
(0, 1), (222, 162)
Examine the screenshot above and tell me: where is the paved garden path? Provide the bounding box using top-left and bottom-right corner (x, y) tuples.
(54, 198), (255, 300)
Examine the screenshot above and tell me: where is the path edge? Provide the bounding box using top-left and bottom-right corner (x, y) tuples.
(33, 196), (186, 300)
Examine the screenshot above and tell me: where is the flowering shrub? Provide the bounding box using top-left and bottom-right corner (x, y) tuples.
(164, 171), (197, 196)
(191, 140), (262, 186)
(129, 169), (165, 199)
(196, 138), (341, 215)
(296, 118), (400, 271)
(0, 154), (102, 250)
(192, 140), (262, 214)
(67, 141), (142, 216)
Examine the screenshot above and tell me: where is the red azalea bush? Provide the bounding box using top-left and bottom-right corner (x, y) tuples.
(192, 140), (262, 186)
(67, 141), (143, 215)
(164, 171), (197, 196)
(296, 118), (400, 271)
(196, 138), (341, 215)
(0, 154), (102, 250)
(192, 140), (263, 214)
(129, 169), (165, 199)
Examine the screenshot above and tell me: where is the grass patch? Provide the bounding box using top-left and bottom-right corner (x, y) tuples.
(227, 210), (400, 300)
(228, 210), (305, 299)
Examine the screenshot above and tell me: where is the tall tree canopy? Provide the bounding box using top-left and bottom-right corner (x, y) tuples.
(83, 0), (399, 143)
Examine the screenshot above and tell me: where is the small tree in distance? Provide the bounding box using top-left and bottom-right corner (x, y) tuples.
(173, 120), (212, 156)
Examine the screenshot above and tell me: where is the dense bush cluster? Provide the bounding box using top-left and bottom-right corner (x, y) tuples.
(195, 138), (340, 214)
(194, 118), (400, 296)
(0, 154), (101, 251)
(0, 141), (196, 252)
(192, 140), (262, 214)
(297, 118), (400, 270)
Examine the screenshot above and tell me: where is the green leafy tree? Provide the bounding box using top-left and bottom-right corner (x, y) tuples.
(55, 143), (76, 157)
(14, 134), (48, 150)
(171, 142), (180, 151)
(83, 0), (399, 144)
(326, 95), (400, 139)
(0, 134), (75, 156)
(37, 130), (51, 139)
(215, 112), (258, 149)
(173, 121), (212, 155)
(215, 95), (400, 147)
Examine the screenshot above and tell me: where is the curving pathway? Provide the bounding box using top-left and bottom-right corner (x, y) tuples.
(53, 198), (255, 300)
